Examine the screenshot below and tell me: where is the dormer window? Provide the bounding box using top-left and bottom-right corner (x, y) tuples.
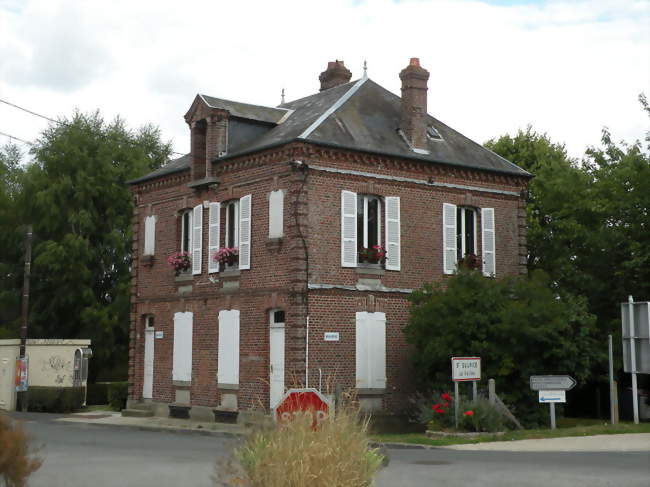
(426, 125), (442, 141)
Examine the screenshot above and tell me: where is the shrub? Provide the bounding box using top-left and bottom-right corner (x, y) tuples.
(86, 382), (109, 405)
(411, 391), (455, 431)
(458, 398), (505, 433)
(215, 404), (384, 487)
(0, 413), (43, 486)
(107, 382), (128, 411)
(27, 387), (85, 413)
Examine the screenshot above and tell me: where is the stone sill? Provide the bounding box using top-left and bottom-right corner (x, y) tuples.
(220, 268), (240, 278)
(266, 237), (283, 250)
(356, 265), (385, 276)
(217, 383), (239, 390)
(356, 388), (386, 396)
(141, 255), (155, 267)
(174, 273), (193, 282)
(172, 380), (191, 388)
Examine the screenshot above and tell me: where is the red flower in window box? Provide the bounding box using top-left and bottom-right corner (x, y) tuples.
(359, 245), (387, 264)
(167, 251), (191, 276)
(458, 253), (481, 270)
(214, 247), (239, 267)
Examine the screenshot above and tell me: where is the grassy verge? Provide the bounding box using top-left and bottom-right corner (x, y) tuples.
(75, 404), (113, 413)
(372, 420), (650, 447)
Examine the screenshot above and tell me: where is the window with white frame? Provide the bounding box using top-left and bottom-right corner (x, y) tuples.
(225, 200), (239, 249)
(357, 194), (382, 253)
(180, 210), (192, 253)
(456, 207), (476, 261)
(355, 311), (386, 390)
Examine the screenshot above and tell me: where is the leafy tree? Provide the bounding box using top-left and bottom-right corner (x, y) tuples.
(0, 143), (25, 338)
(405, 270), (599, 426)
(20, 111), (171, 380)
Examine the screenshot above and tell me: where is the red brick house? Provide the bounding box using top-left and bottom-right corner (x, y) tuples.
(126, 58), (530, 421)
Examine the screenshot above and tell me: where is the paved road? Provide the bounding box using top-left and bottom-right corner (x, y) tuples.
(12, 413), (650, 487)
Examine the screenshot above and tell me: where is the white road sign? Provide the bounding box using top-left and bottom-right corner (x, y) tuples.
(530, 375), (576, 391)
(451, 357), (481, 381)
(539, 390), (566, 403)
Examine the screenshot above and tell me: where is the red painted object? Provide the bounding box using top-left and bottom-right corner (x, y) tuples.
(274, 388), (333, 429)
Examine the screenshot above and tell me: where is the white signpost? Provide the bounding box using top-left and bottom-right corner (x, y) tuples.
(530, 374), (575, 429)
(451, 357), (481, 428)
(621, 296), (650, 425)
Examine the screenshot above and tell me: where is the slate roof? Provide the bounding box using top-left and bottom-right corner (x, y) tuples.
(131, 78), (530, 185)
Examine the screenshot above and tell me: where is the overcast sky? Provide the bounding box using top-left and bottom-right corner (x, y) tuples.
(1, 0), (648, 161)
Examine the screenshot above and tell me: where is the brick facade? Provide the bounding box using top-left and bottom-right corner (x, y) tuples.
(127, 61), (529, 419)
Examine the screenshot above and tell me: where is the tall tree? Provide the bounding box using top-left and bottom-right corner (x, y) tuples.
(21, 111), (171, 380)
(0, 143), (25, 338)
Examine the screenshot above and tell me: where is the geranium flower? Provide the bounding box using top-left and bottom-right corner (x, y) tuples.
(463, 410), (474, 417)
(443, 402), (449, 408)
(441, 392), (452, 402)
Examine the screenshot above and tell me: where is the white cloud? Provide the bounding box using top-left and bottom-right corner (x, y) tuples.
(0, 0), (647, 159)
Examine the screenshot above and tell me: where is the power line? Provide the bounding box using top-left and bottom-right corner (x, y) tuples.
(0, 131), (33, 146)
(0, 98), (60, 125)
(1, 97), (185, 156)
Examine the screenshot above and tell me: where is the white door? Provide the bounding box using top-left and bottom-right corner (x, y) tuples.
(269, 310), (285, 409)
(143, 328), (154, 399)
(0, 354), (16, 411)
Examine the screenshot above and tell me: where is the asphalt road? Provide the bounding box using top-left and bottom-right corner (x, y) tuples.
(12, 413), (650, 487)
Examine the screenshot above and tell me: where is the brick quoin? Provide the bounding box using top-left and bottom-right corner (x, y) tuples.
(127, 59), (530, 420)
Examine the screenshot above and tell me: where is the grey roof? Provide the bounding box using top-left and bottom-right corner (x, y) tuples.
(128, 153), (190, 184)
(200, 95), (290, 124)
(132, 78), (529, 185)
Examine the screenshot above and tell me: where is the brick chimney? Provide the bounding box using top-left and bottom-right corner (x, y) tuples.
(319, 60), (352, 91)
(399, 58), (430, 150)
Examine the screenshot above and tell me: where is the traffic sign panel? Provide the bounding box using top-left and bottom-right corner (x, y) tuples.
(539, 390), (566, 403)
(273, 388), (332, 429)
(451, 357), (481, 381)
(529, 375), (576, 391)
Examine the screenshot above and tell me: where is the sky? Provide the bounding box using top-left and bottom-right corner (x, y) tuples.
(0, 0), (648, 161)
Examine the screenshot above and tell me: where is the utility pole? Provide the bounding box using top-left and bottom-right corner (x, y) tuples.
(18, 224), (33, 412)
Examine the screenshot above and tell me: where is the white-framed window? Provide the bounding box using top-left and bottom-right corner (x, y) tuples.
(357, 194), (382, 252)
(355, 311), (386, 389)
(172, 311), (193, 382)
(180, 210), (192, 253)
(143, 215), (157, 256)
(145, 315), (155, 329)
(225, 200), (240, 248)
(218, 309), (240, 386)
(456, 207), (477, 261)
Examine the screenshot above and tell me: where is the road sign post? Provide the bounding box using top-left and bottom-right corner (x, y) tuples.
(452, 357), (481, 428)
(621, 296), (649, 425)
(531, 376), (575, 430)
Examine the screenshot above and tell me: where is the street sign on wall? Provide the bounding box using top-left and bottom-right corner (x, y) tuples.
(529, 375), (576, 391)
(451, 357), (481, 381)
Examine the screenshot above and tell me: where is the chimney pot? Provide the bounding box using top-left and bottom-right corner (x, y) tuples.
(399, 57), (430, 150)
(319, 60), (352, 91)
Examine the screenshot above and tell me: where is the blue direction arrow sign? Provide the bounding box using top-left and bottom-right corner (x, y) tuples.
(530, 375), (576, 391)
(539, 390), (566, 403)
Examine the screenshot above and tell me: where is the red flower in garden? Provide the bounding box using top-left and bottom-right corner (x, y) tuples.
(464, 410), (474, 417)
(441, 392), (452, 402)
(443, 402), (449, 408)
(436, 409), (445, 414)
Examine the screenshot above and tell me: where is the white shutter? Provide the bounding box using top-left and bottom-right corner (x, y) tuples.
(443, 203), (457, 274)
(218, 310), (240, 385)
(385, 197), (400, 271)
(239, 194), (252, 270)
(341, 191), (357, 267)
(172, 312), (193, 382)
(268, 190), (284, 238)
(208, 202), (221, 274)
(369, 312), (386, 389)
(482, 207), (496, 276)
(355, 312), (370, 388)
(192, 204), (203, 275)
(143, 215), (156, 255)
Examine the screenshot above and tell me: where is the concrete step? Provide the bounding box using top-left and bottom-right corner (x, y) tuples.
(121, 408), (154, 418)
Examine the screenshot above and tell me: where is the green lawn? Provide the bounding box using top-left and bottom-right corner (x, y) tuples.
(372, 420), (650, 447)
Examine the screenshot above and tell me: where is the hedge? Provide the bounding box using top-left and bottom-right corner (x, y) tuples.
(27, 387), (85, 413)
(107, 382), (128, 411)
(86, 382), (110, 405)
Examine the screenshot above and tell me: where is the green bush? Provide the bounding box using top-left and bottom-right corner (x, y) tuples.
(86, 382), (109, 405)
(27, 387), (85, 413)
(458, 398), (505, 433)
(107, 382), (128, 411)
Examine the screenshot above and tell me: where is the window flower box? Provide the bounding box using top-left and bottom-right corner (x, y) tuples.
(214, 247), (239, 270)
(167, 251), (191, 276)
(359, 245), (386, 266)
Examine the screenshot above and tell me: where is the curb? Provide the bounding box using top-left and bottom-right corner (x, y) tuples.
(57, 418), (246, 439)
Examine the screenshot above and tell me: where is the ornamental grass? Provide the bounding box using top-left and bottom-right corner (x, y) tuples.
(0, 413), (42, 487)
(214, 401), (384, 487)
